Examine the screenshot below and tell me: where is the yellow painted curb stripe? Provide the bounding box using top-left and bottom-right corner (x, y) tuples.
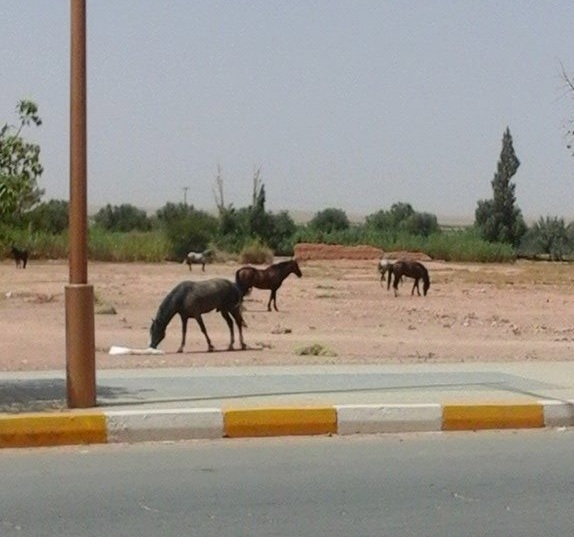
(443, 404), (544, 431)
(0, 413), (107, 448)
(224, 407), (337, 438)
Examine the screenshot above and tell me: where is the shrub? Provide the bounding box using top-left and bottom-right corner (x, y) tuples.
(308, 208), (350, 233)
(519, 216), (573, 261)
(25, 199), (69, 234)
(156, 205), (219, 261)
(239, 238), (274, 264)
(93, 204), (151, 232)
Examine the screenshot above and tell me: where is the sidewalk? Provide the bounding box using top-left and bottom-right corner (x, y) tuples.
(1, 362), (574, 447)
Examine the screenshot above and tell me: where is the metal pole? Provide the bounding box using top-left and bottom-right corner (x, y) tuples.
(66, 0), (96, 408)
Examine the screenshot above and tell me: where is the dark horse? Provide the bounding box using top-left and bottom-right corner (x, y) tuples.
(385, 259), (430, 297)
(11, 246), (28, 269)
(235, 259), (302, 312)
(149, 278), (246, 352)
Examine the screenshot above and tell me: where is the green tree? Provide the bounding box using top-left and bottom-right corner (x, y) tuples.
(309, 207), (350, 233)
(520, 216), (573, 261)
(248, 171), (272, 240)
(475, 127), (526, 246)
(266, 210), (297, 254)
(403, 211), (440, 237)
(155, 202), (218, 259)
(0, 100), (44, 224)
(26, 199), (69, 234)
(93, 203), (151, 232)
(365, 202), (439, 237)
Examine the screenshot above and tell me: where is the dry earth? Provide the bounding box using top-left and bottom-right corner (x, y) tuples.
(2, 250), (574, 372)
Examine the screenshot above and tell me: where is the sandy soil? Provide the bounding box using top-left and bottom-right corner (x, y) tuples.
(2, 256), (574, 372)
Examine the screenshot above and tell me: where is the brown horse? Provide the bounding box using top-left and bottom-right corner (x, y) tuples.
(235, 259), (302, 311)
(386, 260), (430, 297)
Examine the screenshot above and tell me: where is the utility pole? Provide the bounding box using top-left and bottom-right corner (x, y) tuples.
(183, 186), (190, 206)
(66, 0), (96, 408)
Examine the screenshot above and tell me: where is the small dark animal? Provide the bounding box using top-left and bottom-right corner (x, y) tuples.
(184, 249), (211, 272)
(11, 246), (28, 269)
(149, 278), (246, 352)
(386, 260), (430, 297)
(235, 259), (302, 312)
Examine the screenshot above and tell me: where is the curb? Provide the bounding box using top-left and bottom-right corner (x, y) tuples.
(1, 400), (573, 448)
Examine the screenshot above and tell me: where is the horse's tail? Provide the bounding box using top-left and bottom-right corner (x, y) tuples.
(419, 264), (431, 295)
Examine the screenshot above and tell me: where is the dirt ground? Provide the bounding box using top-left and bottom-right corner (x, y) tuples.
(2, 254), (574, 372)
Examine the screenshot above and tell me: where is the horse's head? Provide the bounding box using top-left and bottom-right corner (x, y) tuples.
(291, 259), (302, 278)
(149, 317), (166, 349)
(378, 259), (392, 282)
(423, 279), (430, 296)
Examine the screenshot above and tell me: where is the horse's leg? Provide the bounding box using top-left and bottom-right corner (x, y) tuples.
(195, 315), (214, 352)
(177, 316), (188, 353)
(393, 274), (399, 297)
(201, 261), (205, 272)
(412, 278), (420, 296)
(231, 309), (247, 350)
(269, 289), (279, 311)
(220, 310), (235, 350)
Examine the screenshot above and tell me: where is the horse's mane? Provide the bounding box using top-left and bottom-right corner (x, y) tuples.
(273, 259), (297, 268)
(153, 282), (188, 329)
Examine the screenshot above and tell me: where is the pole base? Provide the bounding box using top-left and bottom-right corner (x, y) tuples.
(65, 284), (96, 408)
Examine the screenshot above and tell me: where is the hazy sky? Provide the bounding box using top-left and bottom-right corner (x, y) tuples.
(2, 1), (574, 220)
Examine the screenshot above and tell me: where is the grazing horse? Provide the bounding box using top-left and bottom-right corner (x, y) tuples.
(11, 246), (28, 269)
(235, 259), (302, 312)
(184, 249), (211, 271)
(149, 278), (246, 352)
(377, 258), (393, 285)
(387, 260), (430, 297)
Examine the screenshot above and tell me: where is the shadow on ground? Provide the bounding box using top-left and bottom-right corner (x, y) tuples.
(0, 379), (134, 413)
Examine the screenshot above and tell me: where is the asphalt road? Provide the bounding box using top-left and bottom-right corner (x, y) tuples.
(2, 430), (574, 536)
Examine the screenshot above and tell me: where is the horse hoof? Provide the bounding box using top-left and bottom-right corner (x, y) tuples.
(176, 348), (183, 353)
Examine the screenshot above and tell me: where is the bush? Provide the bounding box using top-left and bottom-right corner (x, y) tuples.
(518, 216), (573, 261)
(93, 204), (151, 232)
(25, 199), (69, 234)
(155, 204), (219, 261)
(308, 208), (350, 233)
(239, 238), (274, 264)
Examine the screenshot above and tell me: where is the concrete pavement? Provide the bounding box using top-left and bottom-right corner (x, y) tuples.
(1, 362), (574, 447)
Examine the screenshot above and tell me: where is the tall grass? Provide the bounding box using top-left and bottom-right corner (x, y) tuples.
(1, 225), (516, 263)
(293, 227), (516, 263)
(88, 229), (170, 262)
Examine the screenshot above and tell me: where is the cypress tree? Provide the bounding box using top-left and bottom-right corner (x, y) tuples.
(475, 127), (527, 246)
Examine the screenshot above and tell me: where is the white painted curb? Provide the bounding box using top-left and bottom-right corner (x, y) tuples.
(336, 404), (443, 435)
(105, 408), (223, 443)
(541, 400), (574, 428)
